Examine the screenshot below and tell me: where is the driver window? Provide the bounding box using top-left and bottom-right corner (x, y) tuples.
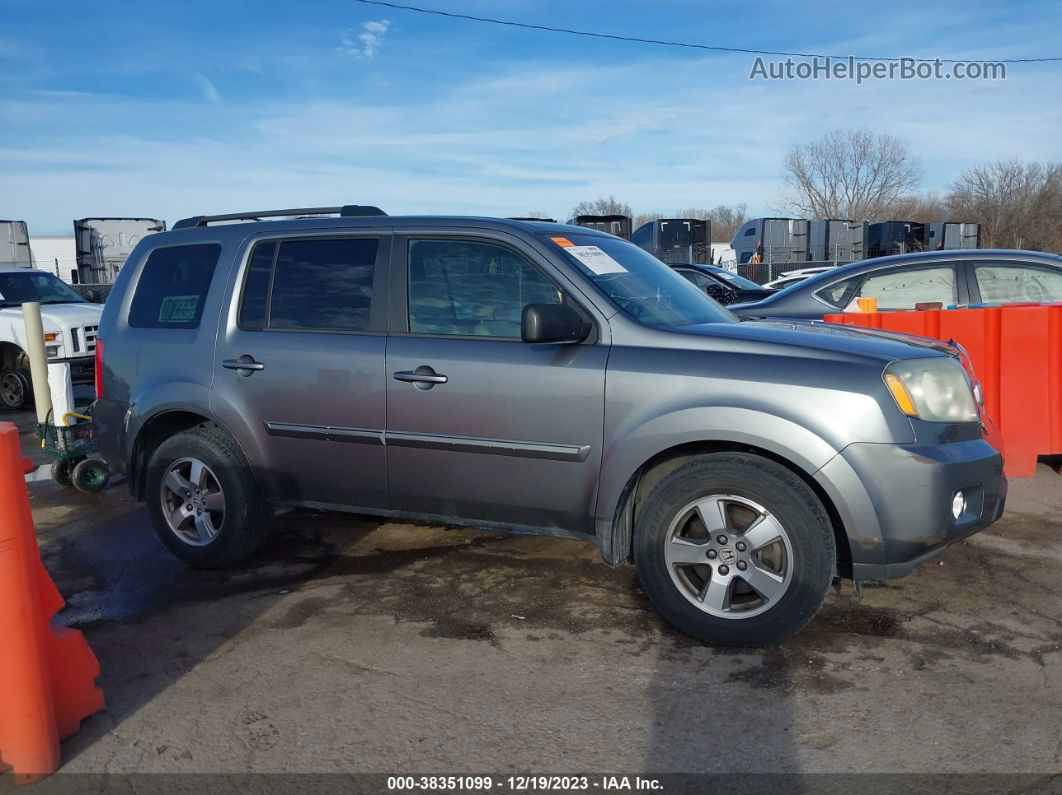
(407, 239), (563, 337)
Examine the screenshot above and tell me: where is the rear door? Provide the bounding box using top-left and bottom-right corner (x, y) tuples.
(211, 231), (392, 509)
(384, 231), (607, 533)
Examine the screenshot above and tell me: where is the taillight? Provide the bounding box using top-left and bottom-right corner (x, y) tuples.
(94, 338), (104, 399)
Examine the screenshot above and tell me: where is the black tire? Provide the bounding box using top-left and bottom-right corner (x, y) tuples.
(634, 452), (835, 647)
(0, 368), (31, 410)
(52, 457), (80, 488)
(71, 458), (110, 493)
(145, 423), (269, 568)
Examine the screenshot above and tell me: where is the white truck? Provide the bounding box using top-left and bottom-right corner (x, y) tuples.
(0, 268), (103, 410)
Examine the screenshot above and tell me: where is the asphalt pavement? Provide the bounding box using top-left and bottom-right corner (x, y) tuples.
(6, 409), (1061, 777)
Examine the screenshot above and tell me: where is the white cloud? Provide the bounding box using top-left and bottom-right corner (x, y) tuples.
(337, 20), (390, 59)
(3, 52), (1060, 233)
(191, 73), (223, 104)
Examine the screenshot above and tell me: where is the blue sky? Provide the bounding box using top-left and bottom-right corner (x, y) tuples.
(1, 0), (1060, 234)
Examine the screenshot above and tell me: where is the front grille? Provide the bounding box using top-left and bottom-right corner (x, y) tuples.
(83, 325), (98, 353)
(70, 327), (80, 353)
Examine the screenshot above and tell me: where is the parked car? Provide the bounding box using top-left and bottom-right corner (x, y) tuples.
(673, 264), (775, 305)
(763, 266), (837, 291)
(731, 249), (1062, 320)
(94, 208), (1006, 646)
(0, 268), (102, 409)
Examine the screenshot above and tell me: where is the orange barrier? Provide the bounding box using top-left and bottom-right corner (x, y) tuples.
(825, 305), (1062, 477)
(0, 422), (104, 781)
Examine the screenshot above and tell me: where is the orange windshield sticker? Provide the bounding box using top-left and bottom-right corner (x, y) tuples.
(550, 236), (574, 247)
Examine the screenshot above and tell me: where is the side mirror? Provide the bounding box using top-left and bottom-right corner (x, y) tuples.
(521, 303), (590, 344)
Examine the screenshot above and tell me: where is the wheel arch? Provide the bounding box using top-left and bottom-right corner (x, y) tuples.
(595, 417), (853, 575)
(129, 409), (259, 501)
(0, 341), (28, 371)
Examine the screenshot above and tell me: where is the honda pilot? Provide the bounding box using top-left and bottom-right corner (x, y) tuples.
(93, 207), (1007, 646)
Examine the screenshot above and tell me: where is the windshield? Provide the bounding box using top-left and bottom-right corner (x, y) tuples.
(708, 269), (763, 290)
(0, 271), (88, 307)
(546, 234), (736, 327)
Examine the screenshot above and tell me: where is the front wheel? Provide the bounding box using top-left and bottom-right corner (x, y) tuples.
(634, 453), (835, 647)
(145, 423), (269, 568)
(0, 368), (31, 410)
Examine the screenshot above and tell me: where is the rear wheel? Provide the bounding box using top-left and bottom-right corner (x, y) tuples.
(634, 453), (835, 646)
(145, 423), (269, 567)
(0, 368), (31, 410)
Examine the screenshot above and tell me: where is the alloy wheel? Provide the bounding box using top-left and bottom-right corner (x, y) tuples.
(160, 457), (226, 546)
(664, 494), (794, 619)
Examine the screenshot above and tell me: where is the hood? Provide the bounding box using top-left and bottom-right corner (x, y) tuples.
(669, 317), (958, 362)
(36, 303), (104, 325)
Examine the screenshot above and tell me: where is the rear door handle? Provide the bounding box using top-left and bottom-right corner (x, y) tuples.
(223, 356), (265, 375)
(393, 370), (447, 384)
(393, 368), (448, 389)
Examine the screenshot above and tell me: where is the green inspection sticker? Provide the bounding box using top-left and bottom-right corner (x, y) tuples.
(158, 295), (200, 323)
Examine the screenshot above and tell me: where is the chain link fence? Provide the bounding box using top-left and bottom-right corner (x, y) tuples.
(733, 245), (861, 285)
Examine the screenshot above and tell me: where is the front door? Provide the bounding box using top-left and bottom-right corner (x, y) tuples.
(385, 234), (607, 533)
(211, 232), (391, 509)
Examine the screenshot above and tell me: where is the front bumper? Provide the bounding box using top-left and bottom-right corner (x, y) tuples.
(815, 432), (1007, 581)
(52, 356), (96, 385)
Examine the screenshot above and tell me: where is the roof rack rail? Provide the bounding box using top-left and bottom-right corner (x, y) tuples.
(172, 205), (387, 229)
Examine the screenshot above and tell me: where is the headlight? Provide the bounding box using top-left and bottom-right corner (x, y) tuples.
(43, 331), (62, 358)
(884, 358), (979, 423)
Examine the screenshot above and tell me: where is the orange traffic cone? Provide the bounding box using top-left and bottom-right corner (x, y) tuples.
(0, 422), (104, 781)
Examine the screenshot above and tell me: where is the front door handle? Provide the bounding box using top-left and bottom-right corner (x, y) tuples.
(222, 355), (265, 375)
(393, 367), (448, 389)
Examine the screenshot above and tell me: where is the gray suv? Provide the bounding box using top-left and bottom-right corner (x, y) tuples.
(94, 207), (1007, 646)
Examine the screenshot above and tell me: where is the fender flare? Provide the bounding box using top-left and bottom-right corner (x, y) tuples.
(126, 381), (273, 498)
(594, 406), (847, 564)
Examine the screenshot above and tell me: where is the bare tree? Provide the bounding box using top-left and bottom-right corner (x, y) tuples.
(634, 204), (747, 240)
(891, 192), (949, 223)
(704, 204), (748, 241)
(946, 160), (1062, 250)
(779, 129), (921, 220)
(570, 195), (633, 218)
(633, 212), (665, 228)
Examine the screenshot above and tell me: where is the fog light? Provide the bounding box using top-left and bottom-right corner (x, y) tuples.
(951, 491), (967, 520)
(46, 345), (59, 358)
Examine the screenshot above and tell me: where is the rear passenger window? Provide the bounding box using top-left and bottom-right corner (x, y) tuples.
(129, 244), (221, 329)
(974, 264), (1062, 303)
(238, 237), (379, 332)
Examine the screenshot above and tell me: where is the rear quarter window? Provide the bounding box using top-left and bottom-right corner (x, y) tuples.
(814, 276), (860, 307)
(128, 244), (222, 329)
